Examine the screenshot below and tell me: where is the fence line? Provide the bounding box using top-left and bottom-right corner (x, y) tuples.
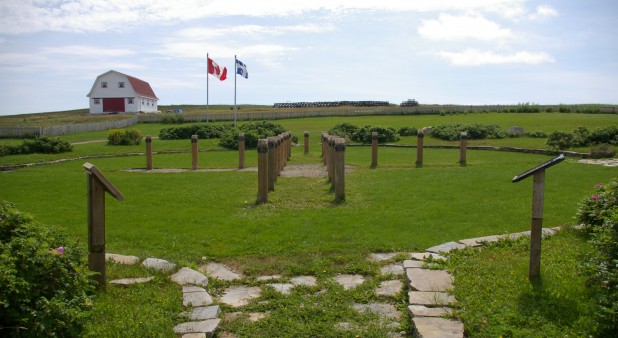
(0, 116), (139, 138)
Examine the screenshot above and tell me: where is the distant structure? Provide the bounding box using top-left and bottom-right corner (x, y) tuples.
(86, 70), (158, 114)
(400, 99), (419, 107)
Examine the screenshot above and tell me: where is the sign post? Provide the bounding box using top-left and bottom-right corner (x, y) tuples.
(512, 154), (564, 283)
(83, 163), (124, 289)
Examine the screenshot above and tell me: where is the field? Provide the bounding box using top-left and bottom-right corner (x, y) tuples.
(0, 111), (616, 337)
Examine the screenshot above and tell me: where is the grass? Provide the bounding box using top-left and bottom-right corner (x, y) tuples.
(0, 112), (616, 337)
(447, 228), (600, 337)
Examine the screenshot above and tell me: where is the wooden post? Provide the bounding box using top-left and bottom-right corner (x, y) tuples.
(278, 135), (284, 174)
(416, 131), (424, 168)
(267, 137), (276, 191)
(334, 138), (346, 202)
(371, 132), (378, 168)
(321, 132), (328, 165)
(238, 133), (245, 169)
(304, 131), (309, 154)
(460, 131), (467, 167)
(83, 163), (124, 289)
(286, 132), (292, 161)
(529, 170), (545, 282)
(191, 134), (198, 170)
(257, 139), (269, 204)
(327, 135), (335, 185)
(145, 135), (153, 170)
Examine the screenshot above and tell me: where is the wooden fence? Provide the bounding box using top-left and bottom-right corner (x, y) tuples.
(0, 116), (139, 138)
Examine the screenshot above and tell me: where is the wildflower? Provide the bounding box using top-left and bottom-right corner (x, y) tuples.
(56, 246), (64, 255)
(595, 183), (604, 187)
(591, 195), (601, 200)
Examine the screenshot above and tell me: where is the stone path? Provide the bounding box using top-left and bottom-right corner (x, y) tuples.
(105, 226), (563, 337)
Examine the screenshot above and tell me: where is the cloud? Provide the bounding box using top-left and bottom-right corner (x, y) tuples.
(528, 5), (558, 20)
(418, 13), (512, 41)
(42, 45), (136, 57)
(177, 23), (336, 40)
(437, 49), (555, 65)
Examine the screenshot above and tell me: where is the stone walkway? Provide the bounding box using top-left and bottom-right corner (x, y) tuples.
(105, 226), (562, 337)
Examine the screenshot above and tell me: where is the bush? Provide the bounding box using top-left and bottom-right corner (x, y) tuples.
(159, 124), (228, 140)
(572, 127), (590, 147)
(351, 125), (400, 144)
(430, 123), (504, 141)
(546, 131), (574, 150)
(588, 126), (618, 145)
(0, 137), (73, 157)
(576, 179), (618, 336)
(218, 121), (286, 150)
(527, 131), (548, 138)
(328, 123), (359, 139)
(397, 126), (418, 136)
(160, 114), (185, 124)
(107, 129), (143, 146)
(590, 144), (616, 159)
(0, 201), (95, 337)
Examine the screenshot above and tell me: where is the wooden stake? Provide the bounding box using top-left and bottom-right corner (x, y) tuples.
(257, 139), (268, 204)
(191, 135), (198, 170)
(416, 131), (424, 168)
(460, 131), (467, 167)
(238, 133), (245, 169)
(371, 132), (378, 168)
(334, 138), (346, 202)
(145, 135), (153, 170)
(304, 131), (309, 154)
(529, 169), (545, 282)
(267, 137), (276, 191)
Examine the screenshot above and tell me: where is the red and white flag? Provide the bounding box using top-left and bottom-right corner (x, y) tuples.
(208, 57), (227, 81)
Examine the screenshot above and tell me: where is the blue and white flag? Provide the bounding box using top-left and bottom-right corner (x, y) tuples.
(236, 59), (248, 79)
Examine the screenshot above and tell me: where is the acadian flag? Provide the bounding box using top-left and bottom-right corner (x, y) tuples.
(236, 59), (248, 79)
(208, 57), (227, 81)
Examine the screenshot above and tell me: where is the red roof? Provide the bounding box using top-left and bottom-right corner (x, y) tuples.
(127, 75), (158, 100)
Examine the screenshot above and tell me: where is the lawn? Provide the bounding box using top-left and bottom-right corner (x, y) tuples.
(0, 112), (616, 337)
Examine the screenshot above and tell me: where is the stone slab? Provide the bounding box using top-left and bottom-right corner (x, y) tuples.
(410, 252), (447, 261)
(181, 305), (220, 321)
(106, 253), (140, 265)
(183, 288), (213, 307)
(109, 277), (154, 286)
(425, 242), (466, 254)
(184, 286), (206, 293)
(200, 263), (243, 281)
(352, 303), (401, 320)
(412, 317), (464, 338)
(407, 269), (453, 292)
(368, 252), (400, 262)
(172, 267), (209, 287)
(142, 257), (176, 272)
(247, 312), (269, 322)
(408, 291), (456, 306)
(408, 305), (453, 318)
(174, 318), (220, 336)
(334, 274), (365, 290)
(403, 260), (425, 268)
(219, 286), (261, 307)
(380, 263), (405, 276)
(376, 280), (403, 297)
(458, 235), (502, 247)
(257, 274), (282, 281)
(291, 276), (317, 287)
(268, 283), (294, 295)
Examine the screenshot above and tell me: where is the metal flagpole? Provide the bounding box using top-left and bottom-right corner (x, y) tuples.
(234, 55), (237, 129)
(206, 53), (209, 115)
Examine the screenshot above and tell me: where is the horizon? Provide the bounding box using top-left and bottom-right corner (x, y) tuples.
(1, 1), (617, 116)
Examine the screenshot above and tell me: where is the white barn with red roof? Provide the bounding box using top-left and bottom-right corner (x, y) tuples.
(87, 70), (158, 114)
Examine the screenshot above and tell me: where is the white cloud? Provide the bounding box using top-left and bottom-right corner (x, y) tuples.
(177, 23), (336, 40)
(418, 13), (512, 41)
(528, 5), (558, 20)
(437, 49), (555, 65)
(42, 45), (136, 57)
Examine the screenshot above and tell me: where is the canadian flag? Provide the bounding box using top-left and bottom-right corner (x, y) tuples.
(208, 57), (227, 81)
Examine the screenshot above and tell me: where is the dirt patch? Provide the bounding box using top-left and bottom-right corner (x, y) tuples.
(578, 158), (618, 167)
(125, 164), (347, 178)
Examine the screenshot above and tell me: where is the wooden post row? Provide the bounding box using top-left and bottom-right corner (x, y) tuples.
(267, 137), (276, 191)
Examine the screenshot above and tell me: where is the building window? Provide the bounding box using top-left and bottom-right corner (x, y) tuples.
(128, 98), (134, 104)
(118, 82), (125, 88)
(93, 98), (100, 104)
(101, 82), (107, 88)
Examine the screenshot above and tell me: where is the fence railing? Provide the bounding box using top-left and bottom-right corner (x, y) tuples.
(0, 116), (139, 138)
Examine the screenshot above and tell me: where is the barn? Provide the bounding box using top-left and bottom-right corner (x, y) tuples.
(86, 70), (158, 114)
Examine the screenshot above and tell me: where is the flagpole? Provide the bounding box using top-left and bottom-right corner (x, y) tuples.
(234, 55), (237, 129)
(206, 52), (209, 115)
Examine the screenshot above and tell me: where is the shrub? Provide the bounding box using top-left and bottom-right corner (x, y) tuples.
(107, 128), (143, 146)
(160, 114), (185, 124)
(588, 126), (618, 145)
(0, 201), (95, 337)
(546, 131), (574, 150)
(159, 124), (228, 140)
(590, 144), (616, 159)
(527, 130), (548, 138)
(430, 123), (504, 141)
(218, 121), (286, 149)
(576, 179), (618, 336)
(0, 137), (73, 156)
(572, 127), (590, 147)
(397, 126), (418, 136)
(351, 125), (400, 144)
(328, 123), (359, 139)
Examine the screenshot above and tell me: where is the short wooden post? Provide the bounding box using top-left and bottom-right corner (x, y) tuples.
(191, 134), (198, 170)
(416, 131), (424, 168)
(304, 131), (309, 154)
(321, 132), (328, 165)
(238, 133), (245, 169)
(83, 163), (124, 289)
(145, 135), (153, 170)
(257, 139), (269, 204)
(371, 132), (378, 168)
(327, 135), (335, 185)
(460, 132), (467, 167)
(287, 132), (292, 161)
(334, 138), (346, 202)
(278, 135), (284, 174)
(267, 137), (276, 191)
(512, 154), (564, 284)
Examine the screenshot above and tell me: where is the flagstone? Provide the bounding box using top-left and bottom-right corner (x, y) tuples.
(200, 263), (243, 281)
(425, 242), (466, 254)
(172, 267), (209, 287)
(173, 319), (220, 336)
(183, 288), (213, 307)
(410, 252), (447, 261)
(219, 286), (261, 307)
(412, 317), (464, 338)
(368, 252), (400, 262)
(106, 253), (140, 265)
(181, 305), (220, 321)
(408, 305), (453, 318)
(142, 257), (176, 272)
(376, 280), (403, 297)
(257, 274), (282, 281)
(380, 263), (405, 275)
(403, 260), (425, 268)
(334, 274), (365, 290)
(408, 291), (456, 306)
(247, 312), (269, 322)
(352, 303), (401, 320)
(406, 269), (453, 292)
(109, 276), (154, 286)
(268, 283), (294, 295)
(291, 275), (317, 287)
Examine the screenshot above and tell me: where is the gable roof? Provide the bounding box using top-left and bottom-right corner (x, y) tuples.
(86, 70), (158, 100)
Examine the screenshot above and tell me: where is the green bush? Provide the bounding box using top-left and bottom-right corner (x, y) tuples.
(351, 125), (400, 144)
(0, 201), (95, 337)
(328, 123), (359, 139)
(590, 144), (616, 159)
(430, 123), (504, 141)
(218, 121), (286, 150)
(159, 124), (228, 140)
(0, 137), (73, 156)
(576, 179), (618, 336)
(546, 131), (574, 150)
(107, 129), (143, 146)
(397, 126), (418, 136)
(588, 126), (618, 145)
(527, 130), (548, 138)
(159, 114), (185, 124)
(572, 127), (590, 147)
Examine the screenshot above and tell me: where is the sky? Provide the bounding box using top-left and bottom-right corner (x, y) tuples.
(0, 0), (617, 116)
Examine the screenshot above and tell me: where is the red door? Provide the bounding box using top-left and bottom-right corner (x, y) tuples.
(103, 98), (125, 113)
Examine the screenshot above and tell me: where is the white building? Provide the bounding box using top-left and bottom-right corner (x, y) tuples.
(86, 70), (158, 114)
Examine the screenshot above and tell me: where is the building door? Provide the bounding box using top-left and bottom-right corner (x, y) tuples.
(103, 98), (125, 113)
